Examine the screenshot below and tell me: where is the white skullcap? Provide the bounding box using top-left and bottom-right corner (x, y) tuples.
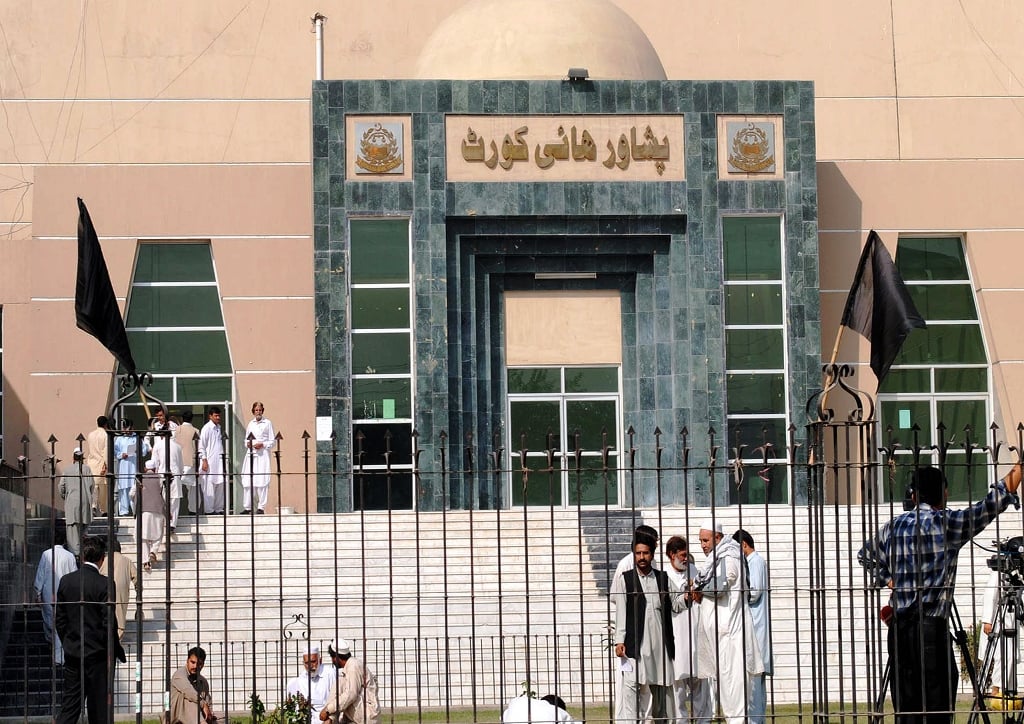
(73, 448), (83, 456)
(700, 519), (723, 535)
(307, 645), (320, 655)
(329, 638), (351, 656)
(144, 459), (157, 470)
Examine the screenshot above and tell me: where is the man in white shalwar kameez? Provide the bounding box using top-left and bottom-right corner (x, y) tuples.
(612, 530), (682, 724)
(240, 402), (275, 514)
(33, 526), (78, 664)
(610, 525), (660, 724)
(735, 530), (772, 724)
(198, 408), (226, 514)
(664, 536), (711, 724)
(690, 521), (763, 724)
(149, 421), (184, 530)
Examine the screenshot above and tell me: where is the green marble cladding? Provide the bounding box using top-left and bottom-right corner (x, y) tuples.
(312, 78), (820, 512)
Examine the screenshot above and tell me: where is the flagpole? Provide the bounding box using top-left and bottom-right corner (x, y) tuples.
(820, 324), (846, 416)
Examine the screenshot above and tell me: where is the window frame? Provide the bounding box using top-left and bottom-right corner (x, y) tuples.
(506, 365), (623, 509)
(722, 214), (792, 504)
(348, 217), (416, 510)
(877, 234), (992, 502)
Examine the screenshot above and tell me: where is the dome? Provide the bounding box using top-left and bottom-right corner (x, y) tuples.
(414, 0), (666, 81)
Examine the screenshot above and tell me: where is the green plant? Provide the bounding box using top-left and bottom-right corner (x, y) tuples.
(266, 693), (312, 724)
(520, 680), (537, 698)
(962, 621), (983, 683)
(248, 692), (267, 724)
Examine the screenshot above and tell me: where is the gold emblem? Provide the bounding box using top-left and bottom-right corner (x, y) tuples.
(728, 122), (775, 173)
(356, 122), (403, 174)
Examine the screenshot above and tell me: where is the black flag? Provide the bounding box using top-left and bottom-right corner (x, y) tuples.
(840, 230), (925, 383)
(75, 198), (137, 374)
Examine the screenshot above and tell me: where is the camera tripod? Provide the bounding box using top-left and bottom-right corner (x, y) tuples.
(873, 601), (991, 724)
(970, 574), (1024, 724)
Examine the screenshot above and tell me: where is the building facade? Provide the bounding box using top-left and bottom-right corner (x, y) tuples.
(1, 0), (1023, 511)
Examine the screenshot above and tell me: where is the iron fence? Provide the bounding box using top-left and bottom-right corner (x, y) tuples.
(3, 370), (1024, 722)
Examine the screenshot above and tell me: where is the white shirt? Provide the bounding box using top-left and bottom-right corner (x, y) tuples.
(502, 695), (576, 724)
(286, 664), (336, 720)
(34, 545), (78, 601)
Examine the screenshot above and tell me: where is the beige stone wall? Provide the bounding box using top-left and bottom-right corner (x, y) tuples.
(3, 0), (1024, 502)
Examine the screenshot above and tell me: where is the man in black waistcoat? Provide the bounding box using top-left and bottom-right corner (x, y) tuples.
(612, 530), (683, 724)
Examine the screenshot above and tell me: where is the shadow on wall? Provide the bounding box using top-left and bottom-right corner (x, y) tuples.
(817, 161), (863, 235)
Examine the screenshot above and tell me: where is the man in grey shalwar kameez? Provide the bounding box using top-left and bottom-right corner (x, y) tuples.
(612, 530), (683, 724)
(59, 448), (94, 555)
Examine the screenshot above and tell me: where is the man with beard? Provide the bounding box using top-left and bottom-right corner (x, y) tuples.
(665, 535), (711, 724)
(170, 647), (217, 724)
(287, 645), (335, 723)
(611, 530), (682, 724)
(689, 521), (762, 724)
(320, 639), (380, 724)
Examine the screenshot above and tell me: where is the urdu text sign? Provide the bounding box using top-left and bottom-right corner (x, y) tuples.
(445, 115), (684, 183)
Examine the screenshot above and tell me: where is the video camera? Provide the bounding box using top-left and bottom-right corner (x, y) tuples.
(987, 536), (1024, 585)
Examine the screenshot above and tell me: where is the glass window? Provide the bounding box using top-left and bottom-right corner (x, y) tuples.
(177, 377), (233, 402)
(351, 333), (411, 375)
(724, 285), (783, 325)
(127, 331), (231, 374)
(352, 469), (414, 510)
(726, 419), (790, 454)
(133, 243), (216, 283)
(353, 424), (413, 466)
(351, 288), (411, 329)
(125, 286), (223, 327)
(723, 217), (783, 281)
(508, 368), (560, 394)
(565, 399), (618, 450)
(723, 216), (790, 504)
(896, 237), (969, 282)
(897, 324), (986, 365)
(725, 329), (785, 370)
(906, 284), (976, 321)
(510, 400), (561, 451)
(879, 236), (990, 503)
(564, 367), (618, 394)
(567, 459), (618, 506)
(935, 368), (987, 393)
(124, 243), (233, 424)
(349, 219), (414, 511)
(881, 369), (930, 394)
(726, 373), (786, 415)
(351, 219), (410, 283)
(352, 378), (412, 420)
(514, 468), (564, 507)
(879, 400), (931, 442)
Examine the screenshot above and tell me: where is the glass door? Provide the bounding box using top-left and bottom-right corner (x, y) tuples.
(507, 366), (620, 507)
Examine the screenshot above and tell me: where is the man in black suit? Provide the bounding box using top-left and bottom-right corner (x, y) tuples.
(55, 535), (124, 724)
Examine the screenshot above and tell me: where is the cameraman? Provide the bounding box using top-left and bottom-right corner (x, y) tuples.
(859, 464), (1022, 723)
